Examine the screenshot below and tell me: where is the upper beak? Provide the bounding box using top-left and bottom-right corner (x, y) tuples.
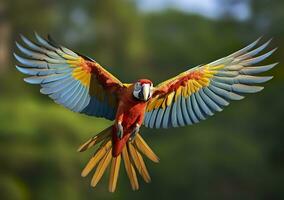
(142, 84), (150, 101)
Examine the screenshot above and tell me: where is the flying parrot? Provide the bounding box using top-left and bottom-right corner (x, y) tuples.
(14, 33), (277, 192)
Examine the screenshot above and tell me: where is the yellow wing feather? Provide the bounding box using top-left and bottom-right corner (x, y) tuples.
(147, 64), (224, 113)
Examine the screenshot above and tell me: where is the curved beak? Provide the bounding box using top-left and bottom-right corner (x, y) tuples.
(141, 84), (151, 101)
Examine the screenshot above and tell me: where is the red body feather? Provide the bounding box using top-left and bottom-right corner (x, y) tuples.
(112, 83), (150, 157)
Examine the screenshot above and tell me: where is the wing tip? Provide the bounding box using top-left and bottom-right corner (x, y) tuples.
(23, 77), (37, 84)
(15, 65), (28, 74)
(13, 52), (22, 63)
(260, 76), (274, 83)
(266, 76), (274, 82)
(258, 86), (264, 92)
(34, 31), (41, 39)
(47, 34), (60, 48)
(15, 41), (20, 48)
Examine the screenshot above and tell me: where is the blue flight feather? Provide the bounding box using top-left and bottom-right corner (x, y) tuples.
(176, 96), (185, 126)
(237, 75), (273, 84)
(55, 80), (81, 103)
(191, 93), (206, 120)
(170, 100), (178, 127)
(20, 35), (62, 60)
(228, 37), (261, 58)
(181, 96), (193, 125)
(236, 39), (271, 60)
(40, 78), (75, 95)
(207, 84), (244, 101)
(240, 63), (277, 75)
(200, 87), (229, 107)
(35, 32), (58, 51)
(149, 109), (159, 128)
(155, 108), (165, 129)
(242, 48), (277, 66)
(200, 88), (223, 112)
(162, 105), (172, 128)
(195, 92), (214, 116)
(186, 96), (199, 124)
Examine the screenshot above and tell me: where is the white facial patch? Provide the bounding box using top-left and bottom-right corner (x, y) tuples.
(132, 82), (153, 101)
(133, 82), (142, 99)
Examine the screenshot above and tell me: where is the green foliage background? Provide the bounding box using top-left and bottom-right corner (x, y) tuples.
(0, 0), (283, 199)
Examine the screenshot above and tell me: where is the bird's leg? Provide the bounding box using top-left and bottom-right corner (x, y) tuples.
(117, 121), (124, 139)
(129, 123), (140, 142)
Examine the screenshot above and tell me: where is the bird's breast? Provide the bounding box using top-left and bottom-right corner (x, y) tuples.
(117, 86), (148, 130)
(121, 102), (147, 130)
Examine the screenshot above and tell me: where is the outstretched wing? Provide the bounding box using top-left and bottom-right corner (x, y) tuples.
(144, 38), (277, 128)
(15, 33), (123, 120)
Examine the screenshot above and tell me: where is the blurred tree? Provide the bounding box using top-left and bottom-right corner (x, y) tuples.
(0, 2), (11, 73)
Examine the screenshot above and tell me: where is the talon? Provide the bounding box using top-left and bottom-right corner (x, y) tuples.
(117, 130), (123, 139)
(117, 122), (123, 139)
(129, 124), (140, 142)
(129, 133), (137, 142)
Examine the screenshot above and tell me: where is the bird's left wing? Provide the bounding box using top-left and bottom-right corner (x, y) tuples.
(15, 33), (123, 120)
(144, 38), (277, 128)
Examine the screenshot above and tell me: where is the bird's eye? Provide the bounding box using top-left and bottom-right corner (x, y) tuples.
(134, 82), (141, 90)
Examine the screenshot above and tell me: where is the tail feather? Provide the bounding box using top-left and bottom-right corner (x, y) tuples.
(81, 140), (112, 177)
(77, 126), (112, 152)
(122, 146), (139, 190)
(91, 148), (112, 188)
(128, 143), (151, 183)
(108, 155), (121, 192)
(134, 134), (159, 163)
(79, 126), (159, 192)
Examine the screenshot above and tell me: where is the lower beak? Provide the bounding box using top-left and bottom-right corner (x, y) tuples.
(142, 84), (150, 101)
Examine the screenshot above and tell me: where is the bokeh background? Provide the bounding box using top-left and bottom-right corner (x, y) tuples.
(0, 0), (284, 199)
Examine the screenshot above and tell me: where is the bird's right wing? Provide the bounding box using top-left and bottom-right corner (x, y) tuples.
(15, 33), (123, 120)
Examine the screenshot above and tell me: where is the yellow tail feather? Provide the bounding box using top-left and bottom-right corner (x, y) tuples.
(109, 155), (121, 192)
(91, 149), (112, 187)
(81, 140), (112, 177)
(122, 145), (139, 190)
(78, 126), (159, 192)
(77, 126), (112, 152)
(134, 134), (159, 163)
(128, 143), (151, 183)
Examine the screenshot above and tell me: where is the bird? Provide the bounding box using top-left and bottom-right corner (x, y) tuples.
(14, 33), (277, 192)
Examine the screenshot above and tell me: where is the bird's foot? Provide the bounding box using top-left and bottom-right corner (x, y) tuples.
(117, 122), (124, 139)
(129, 124), (140, 142)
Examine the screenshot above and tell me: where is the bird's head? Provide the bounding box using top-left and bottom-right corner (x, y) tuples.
(133, 79), (153, 101)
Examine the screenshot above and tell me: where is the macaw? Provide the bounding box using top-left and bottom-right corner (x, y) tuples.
(14, 34), (277, 192)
